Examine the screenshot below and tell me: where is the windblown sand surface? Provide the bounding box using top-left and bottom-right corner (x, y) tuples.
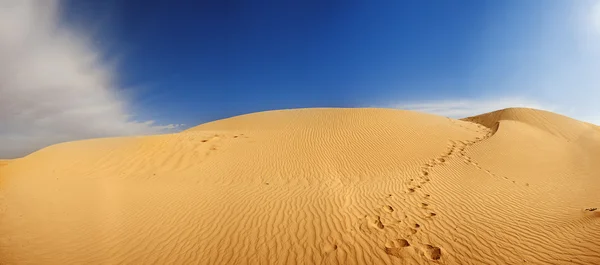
(1, 108), (599, 264)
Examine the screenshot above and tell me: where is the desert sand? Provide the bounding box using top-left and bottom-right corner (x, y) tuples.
(1, 108), (599, 265)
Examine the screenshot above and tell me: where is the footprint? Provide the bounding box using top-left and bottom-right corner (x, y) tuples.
(421, 203), (429, 208)
(386, 239), (410, 247)
(370, 216), (385, 229)
(421, 171), (429, 177)
(437, 158), (445, 163)
(407, 188), (415, 193)
(384, 239), (410, 258)
(323, 243), (338, 253)
(428, 212), (437, 217)
(383, 205), (394, 213)
(421, 244), (442, 260)
(414, 223), (421, 229)
(586, 210), (600, 218)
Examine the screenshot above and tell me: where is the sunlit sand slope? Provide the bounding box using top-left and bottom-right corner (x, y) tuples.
(1, 108), (599, 265)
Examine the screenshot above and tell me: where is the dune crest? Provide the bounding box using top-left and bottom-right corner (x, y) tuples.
(463, 107), (597, 141)
(1, 108), (599, 264)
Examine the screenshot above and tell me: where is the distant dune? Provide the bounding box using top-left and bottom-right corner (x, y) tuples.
(1, 108), (599, 264)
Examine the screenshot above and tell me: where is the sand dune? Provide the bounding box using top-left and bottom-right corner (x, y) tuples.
(0, 160), (10, 168)
(1, 108), (599, 264)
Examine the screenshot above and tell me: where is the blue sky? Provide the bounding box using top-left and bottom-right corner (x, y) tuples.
(63, 0), (499, 124)
(2, 0), (600, 157)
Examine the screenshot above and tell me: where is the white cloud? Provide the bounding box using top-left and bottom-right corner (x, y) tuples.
(592, 1), (600, 33)
(390, 97), (600, 125)
(391, 98), (551, 119)
(151, 123), (186, 130)
(0, 0), (178, 158)
(389, 2), (600, 126)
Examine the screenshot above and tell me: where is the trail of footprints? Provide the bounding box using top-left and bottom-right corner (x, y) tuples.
(198, 133), (248, 157)
(335, 122), (526, 260)
(141, 133), (249, 178)
(448, 121), (524, 184)
(356, 122), (515, 261)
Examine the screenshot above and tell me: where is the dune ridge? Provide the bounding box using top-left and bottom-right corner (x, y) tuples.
(1, 108), (599, 264)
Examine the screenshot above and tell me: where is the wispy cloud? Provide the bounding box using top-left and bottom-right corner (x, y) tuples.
(591, 1), (600, 37)
(391, 97), (600, 125)
(388, 1), (600, 126)
(394, 98), (551, 119)
(0, 0), (178, 158)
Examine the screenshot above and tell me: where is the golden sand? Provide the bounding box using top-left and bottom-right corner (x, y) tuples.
(1, 108), (599, 264)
